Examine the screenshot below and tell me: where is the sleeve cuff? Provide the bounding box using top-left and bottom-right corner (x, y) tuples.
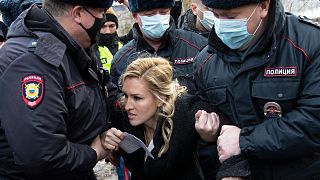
(239, 126), (255, 156)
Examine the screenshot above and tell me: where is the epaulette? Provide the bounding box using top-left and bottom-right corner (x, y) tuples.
(28, 39), (38, 52)
(298, 15), (320, 29)
(29, 33), (66, 68)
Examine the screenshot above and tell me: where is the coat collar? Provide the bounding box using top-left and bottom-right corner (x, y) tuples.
(10, 4), (92, 71)
(180, 9), (209, 38)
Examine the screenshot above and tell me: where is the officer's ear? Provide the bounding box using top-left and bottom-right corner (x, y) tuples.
(191, 3), (198, 16)
(72, 5), (85, 24)
(259, 0), (270, 19)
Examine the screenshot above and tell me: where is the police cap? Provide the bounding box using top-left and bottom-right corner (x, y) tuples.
(128, 0), (175, 12)
(201, 0), (266, 9)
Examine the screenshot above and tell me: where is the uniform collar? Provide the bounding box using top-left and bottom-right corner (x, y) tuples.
(181, 9), (209, 38)
(20, 4), (92, 71)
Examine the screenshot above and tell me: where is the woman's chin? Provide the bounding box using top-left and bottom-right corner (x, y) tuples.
(128, 118), (140, 126)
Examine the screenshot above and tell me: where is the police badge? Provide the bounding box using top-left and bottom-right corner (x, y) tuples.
(264, 102), (282, 118)
(22, 75), (44, 109)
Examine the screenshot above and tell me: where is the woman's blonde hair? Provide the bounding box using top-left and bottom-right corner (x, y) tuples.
(119, 56), (186, 157)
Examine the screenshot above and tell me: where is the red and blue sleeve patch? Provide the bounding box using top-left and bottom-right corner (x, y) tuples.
(21, 75), (44, 109)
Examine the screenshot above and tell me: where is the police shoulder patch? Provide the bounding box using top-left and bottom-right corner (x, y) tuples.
(22, 75), (44, 109)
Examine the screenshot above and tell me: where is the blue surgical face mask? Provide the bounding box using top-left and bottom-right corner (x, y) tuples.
(213, 4), (262, 49)
(138, 14), (170, 40)
(197, 6), (215, 31)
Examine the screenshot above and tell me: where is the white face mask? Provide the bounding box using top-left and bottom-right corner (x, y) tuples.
(213, 3), (262, 49)
(197, 6), (215, 31)
(138, 14), (170, 40)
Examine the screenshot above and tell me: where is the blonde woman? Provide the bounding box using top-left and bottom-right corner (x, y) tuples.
(102, 57), (231, 179)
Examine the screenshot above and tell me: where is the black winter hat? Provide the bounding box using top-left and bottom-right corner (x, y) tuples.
(105, 14), (118, 28)
(58, 0), (113, 8)
(128, 0), (175, 12)
(201, 0), (266, 9)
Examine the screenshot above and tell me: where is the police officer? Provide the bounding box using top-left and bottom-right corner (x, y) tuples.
(96, 7), (123, 72)
(178, 0), (214, 38)
(194, 0), (320, 179)
(177, 1), (217, 179)
(0, 0), (113, 179)
(110, 0), (207, 95)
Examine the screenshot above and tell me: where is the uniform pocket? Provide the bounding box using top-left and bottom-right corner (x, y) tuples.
(251, 79), (300, 116)
(206, 86), (227, 105)
(252, 80), (300, 100)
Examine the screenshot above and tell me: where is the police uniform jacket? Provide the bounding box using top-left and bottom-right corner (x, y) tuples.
(0, 5), (108, 179)
(110, 20), (207, 95)
(194, 0), (320, 179)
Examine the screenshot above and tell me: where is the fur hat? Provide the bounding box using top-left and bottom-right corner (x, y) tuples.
(201, 0), (266, 9)
(128, 0), (175, 12)
(0, 0), (41, 26)
(105, 7), (118, 28)
(58, 0), (113, 8)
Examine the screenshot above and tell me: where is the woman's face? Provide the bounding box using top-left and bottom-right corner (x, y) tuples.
(122, 77), (161, 127)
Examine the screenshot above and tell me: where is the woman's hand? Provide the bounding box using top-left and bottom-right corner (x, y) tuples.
(100, 128), (124, 151)
(195, 110), (220, 142)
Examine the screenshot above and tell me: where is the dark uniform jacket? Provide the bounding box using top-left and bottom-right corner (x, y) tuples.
(194, 0), (320, 179)
(177, 9), (209, 38)
(0, 5), (108, 179)
(110, 20), (207, 95)
(177, 9), (217, 180)
(112, 95), (221, 180)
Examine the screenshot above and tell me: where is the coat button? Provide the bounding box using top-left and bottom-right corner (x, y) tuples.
(277, 93), (283, 99)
